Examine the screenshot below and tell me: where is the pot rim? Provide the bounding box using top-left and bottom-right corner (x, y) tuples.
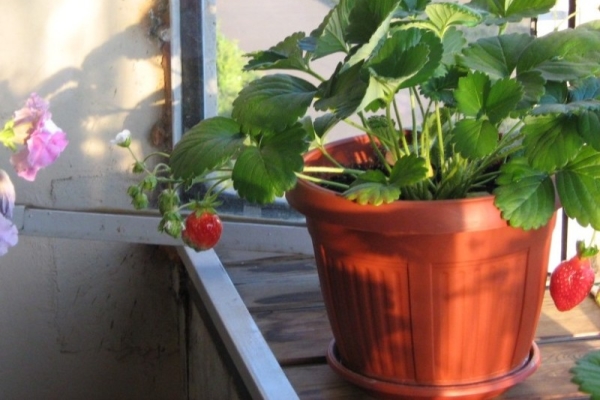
(286, 135), (526, 234)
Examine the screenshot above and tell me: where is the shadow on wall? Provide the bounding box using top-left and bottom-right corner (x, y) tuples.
(0, 0), (176, 210)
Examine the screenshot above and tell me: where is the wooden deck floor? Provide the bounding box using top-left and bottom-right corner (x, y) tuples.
(224, 254), (600, 399)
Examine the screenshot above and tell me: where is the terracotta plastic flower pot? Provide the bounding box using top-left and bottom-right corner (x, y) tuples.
(285, 135), (556, 400)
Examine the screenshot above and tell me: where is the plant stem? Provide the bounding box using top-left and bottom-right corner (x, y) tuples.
(434, 102), (445, 174)
(353, 113), (392, 173)
(409, 88), (419, 155)
(392, 97), (410, 154)
(295, 172), (350, 190)
(386, 103), (402, 161)
(303, 166), (364, 175)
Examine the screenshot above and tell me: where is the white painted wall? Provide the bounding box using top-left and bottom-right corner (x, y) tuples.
(0, 1), (183, 399)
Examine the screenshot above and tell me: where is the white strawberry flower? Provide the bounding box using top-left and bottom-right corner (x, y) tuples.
(111, 129), (131, 148)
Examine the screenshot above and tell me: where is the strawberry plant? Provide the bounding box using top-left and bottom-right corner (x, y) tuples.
(117, 0), (600, 248)
(164, 0), (600, 232)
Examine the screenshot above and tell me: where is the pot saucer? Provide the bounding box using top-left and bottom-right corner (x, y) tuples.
(326, 340), (540, 400)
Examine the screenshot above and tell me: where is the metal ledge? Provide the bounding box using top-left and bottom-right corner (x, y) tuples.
(178, 247), (299, 400)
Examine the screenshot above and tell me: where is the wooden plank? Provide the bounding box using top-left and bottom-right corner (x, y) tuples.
(284, 339), (600, 399)
(252, 307), (332, 365)
(501, 339), (600, 399)
(227, 256), (323, 312)
(538, 294), (600, 340)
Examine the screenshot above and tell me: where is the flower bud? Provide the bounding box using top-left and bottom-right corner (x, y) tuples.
(159, 211), (184, 238)
(132, 192), (149, 210)
(127, 185), (140, 198)
(141, 175), (158, 191)
(111, 129), (131, 148)
(132, 161), (145, 174)
(158, 189), (180, 214)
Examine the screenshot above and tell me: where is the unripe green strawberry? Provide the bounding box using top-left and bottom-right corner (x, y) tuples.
(182, 211), (222, 251)
(550, 255), (595, 312)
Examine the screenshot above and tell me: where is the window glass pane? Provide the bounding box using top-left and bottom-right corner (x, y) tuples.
(577, 0), (600, 24)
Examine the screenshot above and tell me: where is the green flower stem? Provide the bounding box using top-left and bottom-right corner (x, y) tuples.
(302, 166), (364, 175)
(152, 163), (171, 175)
(296, 172), (350, 190)
(393, 97), (409, 154)
(345, 116), (391, 173)
(305, 67), (325, 82)
(386, 103), (402, 161)
(434, 102), (445, 174)
(315, 143), (346, 169)
(142, 151), (171, 163)
(409, 88), (419, 155)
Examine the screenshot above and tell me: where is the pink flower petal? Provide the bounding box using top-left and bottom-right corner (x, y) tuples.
(13, 93), (49, 126)
(10, 149), (40, 182)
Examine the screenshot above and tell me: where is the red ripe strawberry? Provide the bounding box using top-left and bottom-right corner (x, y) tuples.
(549, 255), (595, 312)
(182, 211), (223, 251)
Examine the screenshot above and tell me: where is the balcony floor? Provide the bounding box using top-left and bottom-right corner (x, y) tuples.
(223, 254), (600, 399)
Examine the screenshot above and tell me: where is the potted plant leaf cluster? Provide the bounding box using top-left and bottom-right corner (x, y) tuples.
(119, 0), (600, 398)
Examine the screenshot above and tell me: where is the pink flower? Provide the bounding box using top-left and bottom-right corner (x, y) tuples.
(9, 94), (68, 181)
(13, 93), (49, 126)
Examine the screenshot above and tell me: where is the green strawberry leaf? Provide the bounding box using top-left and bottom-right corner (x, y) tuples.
(493, 158), (556, 230)
(345, 0), (400, 44)
(454, 72), (489, 117)
(232, 74), (317, 135)
(170, 117), (245, 179)
(344, 182), (401, 206)
(555, 146), (600, 230)
(389, 153), (429, 186)
(461, 33), (534, 80)
(486, 77), (523, 123)
(440, 27), (466, 67)
(467, 0), (555, 24)
(313, 114), (341, 139)
(371, 28), (443, 90)
(517, 28), (600, 82)
(366, 115), (399, 150)
(571, 349), (600, 398)
(300, 0), (355, 59)
(397, 0), (430, 15)
(344, 170), (401, 206)
(231, 124), (309, 204)
(363, 28), (442, 109)
(517, 70), (546, 109)
(344, 4), (396, 71)
(452, 119), (498, 158)
(424, 2), (482, 37)
(579, 111), (600, 152)
(570, 77), (600, 102)
(245, 32), (309, 72)
(533, 95), (600, 116)
(523, 114), (583, 172)
(315, 62), (369, 119)
(420, 66), (465, 105)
